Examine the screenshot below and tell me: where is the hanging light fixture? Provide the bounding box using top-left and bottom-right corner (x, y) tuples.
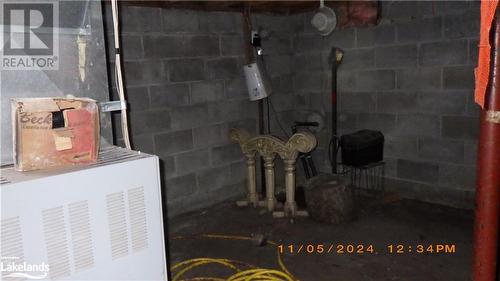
(244, 61), (272, 101)
(243, 24), (272, 101)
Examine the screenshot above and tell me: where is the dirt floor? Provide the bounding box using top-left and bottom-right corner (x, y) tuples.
(167, 198), (473, 281)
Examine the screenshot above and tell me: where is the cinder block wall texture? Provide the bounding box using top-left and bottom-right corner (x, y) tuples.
(104, 0), (480, 215)
(103, 4), (301, 216)
(293, 1), (480, 209)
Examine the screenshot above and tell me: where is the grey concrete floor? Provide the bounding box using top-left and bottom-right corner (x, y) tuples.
(167, 198), (473, 281)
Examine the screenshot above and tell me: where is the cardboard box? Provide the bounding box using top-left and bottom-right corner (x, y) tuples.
(11, 97), (100, 171)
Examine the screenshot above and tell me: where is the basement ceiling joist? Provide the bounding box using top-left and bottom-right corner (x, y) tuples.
(118, 0), (377, 15)
(115, 1), (379, 27)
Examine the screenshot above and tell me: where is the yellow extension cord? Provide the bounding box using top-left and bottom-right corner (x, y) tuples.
(171, 234), (297, 281)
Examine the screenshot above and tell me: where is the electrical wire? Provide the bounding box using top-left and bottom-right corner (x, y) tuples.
(111, 0), (132, 149)
(259, 56), (290, 138)
(319, 36), (328, 115)
(318, 35), (337, 170)
(268, 99), (290, 138)
(246, 13), (288, 139)
(266, 97), (271, 134)
(171, 234), (297, 281)
(328, 136), (341, 171)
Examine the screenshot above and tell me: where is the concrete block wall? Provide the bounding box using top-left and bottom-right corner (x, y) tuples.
(102, 1), (480, 214)
(102, 5), (297, 216)
(292, 1), (480, 209)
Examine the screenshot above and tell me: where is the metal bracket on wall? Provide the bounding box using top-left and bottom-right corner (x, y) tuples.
(486, 110), (500, 124)
(100, 100), (127, 112)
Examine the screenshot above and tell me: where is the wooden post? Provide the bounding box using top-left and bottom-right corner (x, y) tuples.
(231, 128), (316, 218)
(263, 155), (277, 212)
(283, 159), (298, 216)
(242, 7), (266, 196)
(243, 152), (259, 207)
(230, 128), (259, 208)
(473, 8), (500, 281)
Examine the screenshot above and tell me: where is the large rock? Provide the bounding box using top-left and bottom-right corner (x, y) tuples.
(303, 174), (354, 224)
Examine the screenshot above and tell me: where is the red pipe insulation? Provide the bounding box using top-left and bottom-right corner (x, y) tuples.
(473, 9), (500, 281)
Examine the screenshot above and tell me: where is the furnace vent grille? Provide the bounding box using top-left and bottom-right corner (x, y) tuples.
(128, 187), (148, 252)
(95, 147), (146, 167)
(0, 176), (10, 185)
(42, 206), (71, 280)
(1, 217), (25, 281)
(68, 201), (94, 272)
(106, 192), (129, 259)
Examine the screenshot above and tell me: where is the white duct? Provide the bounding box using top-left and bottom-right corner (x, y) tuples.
(111, 0), (132, 149)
